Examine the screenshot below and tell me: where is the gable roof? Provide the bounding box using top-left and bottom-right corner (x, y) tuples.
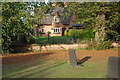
(41, 14), (53, 25)
(61, 11), (73, 25)
(41, 7), (73, 25)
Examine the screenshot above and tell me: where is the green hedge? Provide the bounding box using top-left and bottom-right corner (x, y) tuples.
(34, 36), (71, 45)
(64, 29), (95, 39)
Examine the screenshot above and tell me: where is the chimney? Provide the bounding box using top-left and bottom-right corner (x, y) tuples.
(64, 2), (68, 7)
(52, 2), (56, 7)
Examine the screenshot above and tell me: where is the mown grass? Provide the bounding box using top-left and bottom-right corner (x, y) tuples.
(33, 36), (94, 45)
(3, 58), (109, 78)
(34, 36), (71, 45)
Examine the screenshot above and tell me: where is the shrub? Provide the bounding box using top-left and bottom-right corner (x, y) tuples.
(68, 27), (73, 29)
(64, 30), (69, 36)
(38, 31), (42, 34)
(86, 40), (113, 50)
(76, 39), (81, 43)
(64, 29), (95, 39)
(96, 40), (113, 50)
(47, 31), (51, 34)
(29, 37), (35, 44)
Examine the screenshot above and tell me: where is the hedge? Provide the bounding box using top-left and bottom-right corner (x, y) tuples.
(64, 29), (95, 39)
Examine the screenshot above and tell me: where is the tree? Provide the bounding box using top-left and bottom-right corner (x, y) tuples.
(38, 31), (42, 36)
(2, 2), (27, 54)
(66, 2), (120, 42)
(2, 2), (47, 54)
(32, 2), (51, 36)
(47, 31), (51, 42)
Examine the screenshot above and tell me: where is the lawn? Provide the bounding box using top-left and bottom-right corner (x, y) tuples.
(33, 36), (93, 45)
(3, 59), (107, 78)
(34, 36), (71, 45)
(2, 48), (119, 78)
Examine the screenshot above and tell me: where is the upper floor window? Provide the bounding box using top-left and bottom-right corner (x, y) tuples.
(54, 17), (59, 23)
(54, 28), (60, 33)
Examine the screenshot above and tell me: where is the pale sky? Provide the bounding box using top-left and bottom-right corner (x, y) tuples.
(44, 0), (49, 4)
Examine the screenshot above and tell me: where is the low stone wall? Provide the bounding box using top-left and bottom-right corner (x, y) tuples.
(30, 44), (88, 51)
(112, 43), (120, 47)
(41, 44), (88, 51)
(29, 43), (120, 52)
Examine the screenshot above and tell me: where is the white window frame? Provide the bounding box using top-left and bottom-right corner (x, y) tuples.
(54, 17), (59, 23)
(53, 28), (60, 33)
(42, 28), (44, 33)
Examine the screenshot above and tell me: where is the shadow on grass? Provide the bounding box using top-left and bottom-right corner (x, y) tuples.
(77, 56), (91, 65)
(23, 61), (67, 78)
(2, 52), (53, 64)
(4, 61), (67, 78)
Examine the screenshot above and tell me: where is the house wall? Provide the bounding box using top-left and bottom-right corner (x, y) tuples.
(39, 25), (69, 37)
(34, 2), (77, 37)
(39, 25), (62, 37)
(38, 13), (70, 37)
(34, 13), (76, 37)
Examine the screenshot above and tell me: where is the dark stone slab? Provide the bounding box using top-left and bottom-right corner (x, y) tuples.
(106, 56), (120, 79)
(68, 49), (81, 67)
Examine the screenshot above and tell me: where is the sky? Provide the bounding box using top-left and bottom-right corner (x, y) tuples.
(44, 0), (49, 4)
(29, 0), (49, 16)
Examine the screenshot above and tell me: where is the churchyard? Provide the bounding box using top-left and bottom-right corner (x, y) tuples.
(2, 48), (119, 78)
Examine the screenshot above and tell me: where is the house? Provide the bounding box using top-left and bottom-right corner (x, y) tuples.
(33, 2), (83, 37)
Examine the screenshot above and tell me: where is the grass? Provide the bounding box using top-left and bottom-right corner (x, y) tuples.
(3, 58), (108, 78)
(34, 36), (94, 45)
(34, 36), (71, 45)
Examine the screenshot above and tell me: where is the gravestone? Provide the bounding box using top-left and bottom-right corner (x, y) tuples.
(106, 56), (120, 79)
(68, 49), (81, 67)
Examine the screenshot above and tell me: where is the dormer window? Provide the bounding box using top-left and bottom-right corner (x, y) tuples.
(54, 17), (59, 23)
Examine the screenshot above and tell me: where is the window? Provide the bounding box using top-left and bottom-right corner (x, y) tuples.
(54, 28), (60, 33)
(42, 28), (44, 33)
(54, 17), (59, 23)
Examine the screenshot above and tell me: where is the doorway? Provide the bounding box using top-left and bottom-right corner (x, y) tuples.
(62, 28), (66, 36)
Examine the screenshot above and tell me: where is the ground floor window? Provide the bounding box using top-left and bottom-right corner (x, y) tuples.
(42, 28), (44, 33)
(54, 28), (60, 33)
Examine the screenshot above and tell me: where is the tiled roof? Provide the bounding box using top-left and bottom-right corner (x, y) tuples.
(41, 14), (53, 25)
(72, 24), (83, 27)
(61, 11), (73, 25)
(41, 6), (73, 25)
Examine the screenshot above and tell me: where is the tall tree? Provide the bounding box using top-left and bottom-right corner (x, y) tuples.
(2, 2), (26, 54)
(2, 2), (47, 54)
(32, 2), (51, 36)
(66, 2), (120, 42)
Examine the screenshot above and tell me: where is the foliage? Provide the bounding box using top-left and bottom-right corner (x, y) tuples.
(47, 31), (51, 34)
(47, 31), (51, 42)
(64, 30), (69, 37)
(64, 29), (95, 39)
(34, 36), (71, 45)
(68, 27), (73, 29)
(76, 38), (92, 44)
(2, 2), (46, 54)
(2, 2), (29, 54)
(38, 31), (42, 34)
(86, 40), (113, 50)
(105, 11), (120, 42)
(66, 2), (120, 42)
(32, 2), (49, 26)
(56, 2), (65, 7)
